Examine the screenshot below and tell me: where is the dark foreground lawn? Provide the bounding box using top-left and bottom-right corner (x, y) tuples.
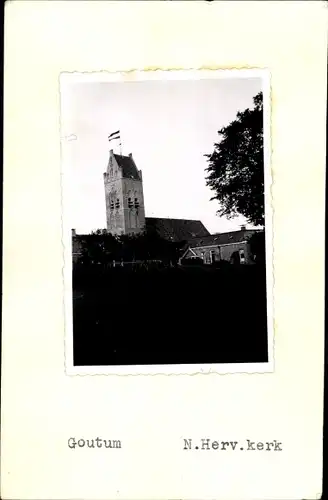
(73, 264), (268, 366)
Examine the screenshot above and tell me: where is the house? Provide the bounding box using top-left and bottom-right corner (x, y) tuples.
(180, 226), (260, 265)
(71, 218), (210, 264)
(72, 149), (261, 265)
(72, 229), (85, 263)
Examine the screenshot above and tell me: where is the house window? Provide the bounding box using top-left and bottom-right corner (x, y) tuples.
(239, 249), (245, 264)
(210, 250), (215, 264)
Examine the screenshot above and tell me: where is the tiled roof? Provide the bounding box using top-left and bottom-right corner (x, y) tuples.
(114, 154), (141, 180)
(187, 229), (259, 248)
(72, 227), (261, 250)
(145, 217), (210, 242)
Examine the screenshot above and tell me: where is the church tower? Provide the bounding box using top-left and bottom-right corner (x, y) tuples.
(103, 149), (146, 235)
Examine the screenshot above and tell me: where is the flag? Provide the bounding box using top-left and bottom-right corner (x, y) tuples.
(108, 130), (120, 141)
(108, 130), (120, 138)
(108, 136), (120, 143)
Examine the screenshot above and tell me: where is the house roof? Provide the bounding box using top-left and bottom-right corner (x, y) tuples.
(145, 217), (210, 242)
(114, 154), (141, 180)
(72, 227), (261, 250)
(186, 229), (259, 249)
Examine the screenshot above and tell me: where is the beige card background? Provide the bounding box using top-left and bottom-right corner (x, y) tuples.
(2, 1), (327, 499)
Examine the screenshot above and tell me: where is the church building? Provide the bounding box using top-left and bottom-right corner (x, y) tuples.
(72, 149), (260, 265)
(103, 149), (210, 240)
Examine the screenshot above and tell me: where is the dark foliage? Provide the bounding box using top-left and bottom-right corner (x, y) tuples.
(77, 229), (186, 266)
(248, 230), (266, 265)
(73, 263), (268, 366)
(205, 92), (264, 226)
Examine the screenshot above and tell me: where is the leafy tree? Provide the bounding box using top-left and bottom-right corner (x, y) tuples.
(78, 231), (121, 264)
(205, 92), (264, 227)
(248, 230), (266, 265)
(77, 229), (185, 266)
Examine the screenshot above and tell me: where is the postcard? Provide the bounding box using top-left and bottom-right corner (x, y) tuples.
(1, 1), (326, 499)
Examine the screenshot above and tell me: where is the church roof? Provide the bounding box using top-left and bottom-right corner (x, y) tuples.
(145, 217), (210, 242)
(114, 154), (141, 180)
(186, 229), (259, 248)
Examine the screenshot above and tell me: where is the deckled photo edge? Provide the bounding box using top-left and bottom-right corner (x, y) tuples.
(60, 68), (274, 376)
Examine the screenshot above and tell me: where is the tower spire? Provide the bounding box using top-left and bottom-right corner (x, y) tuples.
(104, 145), (145, 236)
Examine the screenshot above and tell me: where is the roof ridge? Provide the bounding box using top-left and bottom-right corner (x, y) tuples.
(146, 216), (205, 222)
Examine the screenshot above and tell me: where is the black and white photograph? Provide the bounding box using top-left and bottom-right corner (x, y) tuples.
(2, 1), (325, 497)
(61, 70), (272, 372)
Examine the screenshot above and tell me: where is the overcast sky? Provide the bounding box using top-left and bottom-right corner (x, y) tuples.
(61, 75), (262, 234)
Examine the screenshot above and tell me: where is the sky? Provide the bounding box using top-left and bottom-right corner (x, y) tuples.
(60, 75), (262, 234)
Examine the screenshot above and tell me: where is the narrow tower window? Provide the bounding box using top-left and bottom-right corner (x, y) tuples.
(110, 199), (114, 210)
(128, 197), (133, 209)
(115, 198), (120, 209)
(134, 198), (140, 209)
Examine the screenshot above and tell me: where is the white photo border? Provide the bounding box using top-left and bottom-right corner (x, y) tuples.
(61, 68), (273, 376)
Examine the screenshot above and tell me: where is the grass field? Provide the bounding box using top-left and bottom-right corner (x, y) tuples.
(72, 264), (268, 366)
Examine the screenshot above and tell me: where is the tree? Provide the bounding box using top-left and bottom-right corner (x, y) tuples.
(78, 231), (121, 264)
(248, 230), (266, 265)
(205, 92), (264, 227)
(76, 228), (186, 266)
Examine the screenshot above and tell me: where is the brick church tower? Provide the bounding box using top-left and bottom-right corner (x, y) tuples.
(103, 149), (146, 235)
